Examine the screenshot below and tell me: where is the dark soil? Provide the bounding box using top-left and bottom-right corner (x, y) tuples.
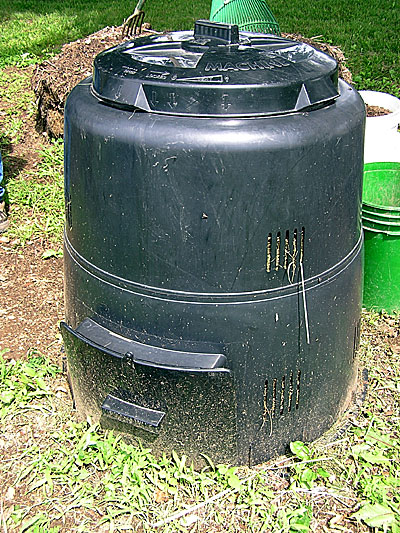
(0, 241), (64, 360)
(0, 66), (64, 361)
(32, 27), (353, 138)
(366, 104), (391, 117)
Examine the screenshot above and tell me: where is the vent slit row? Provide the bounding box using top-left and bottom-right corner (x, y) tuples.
(266, 228), (305, 274)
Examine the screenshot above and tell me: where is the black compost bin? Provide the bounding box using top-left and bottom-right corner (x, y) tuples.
(61, 20), (365, 466)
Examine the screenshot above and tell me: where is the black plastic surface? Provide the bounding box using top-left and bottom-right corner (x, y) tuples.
(194, 20), (240, 44)
(63, 39), (364, 465)
(65, 79), (364, 294)
(102, 393), (165, 430)
(92, 20), (339, 116)
(61, 321), (237, 464)
(72, 317), (228, 371)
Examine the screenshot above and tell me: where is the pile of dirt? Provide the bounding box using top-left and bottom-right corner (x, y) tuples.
(366, 104), (391, 117)
(284, 33), (353, 85)
(32, 26), (353, 138)
(31, 24), (152, 138)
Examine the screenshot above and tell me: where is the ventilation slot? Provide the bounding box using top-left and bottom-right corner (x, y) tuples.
(284, 230), (290, 270)
(264, 369), (301, 420)
(300, 226), (305, 263)
(296, 370), (301, 409)
(266, 227), (306, 278)
(263, 379), (268, 418)
(353, 319), (361, 359)
(66, 193), (72, 230)
(288, 370), (294, 412)
(271, 378), (277, 415)
(279, 375), (285, 415)
(266, 233), (272, 272)
(275, 233), (281, 271)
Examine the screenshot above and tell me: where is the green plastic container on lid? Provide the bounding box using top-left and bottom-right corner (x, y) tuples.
(362, 162), (400, 313)
(210, 0), (281, 35)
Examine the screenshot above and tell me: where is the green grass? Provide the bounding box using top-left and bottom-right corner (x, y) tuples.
(0, 3), (400, 531)
(0, 0), (209, 67)
(4, 139), (64, 247)
(0, 68), (34, 142)
(1, 312), (399, 531)
(0, 349), (60, 418)
(0, 0), (399, 94)
(271, 0), (400, 96)
(0, 68), (64, 248)
(0, 0), (136, 67)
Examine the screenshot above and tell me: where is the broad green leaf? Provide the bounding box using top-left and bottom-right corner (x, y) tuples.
(317, 467), (330, 478)
(289, 507), (312, 531)
(227, 474), (241, 489)
(23, 365), (37, 378)
(359, 450), (390, 464)
(290, 441), (311, 461)
(42, 249), (62, 259)
(1, 390), (15, 404)
(353, 502), (396, 528)
(35, 377), (47, 390)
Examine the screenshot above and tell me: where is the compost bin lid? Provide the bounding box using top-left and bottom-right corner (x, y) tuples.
(92, 20), (339, 117)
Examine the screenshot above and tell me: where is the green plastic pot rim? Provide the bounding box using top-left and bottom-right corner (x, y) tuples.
(364, 161), (400, 169)
(362, 200), (400, 212)
(362, 206), (400, 219)
(362, 222), (400, 236)
(362, 212), (400, 225)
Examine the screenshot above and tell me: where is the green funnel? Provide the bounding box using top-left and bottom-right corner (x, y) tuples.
(210, 0), (281, 35)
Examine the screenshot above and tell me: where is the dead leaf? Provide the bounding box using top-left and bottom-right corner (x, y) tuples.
(155, 489), (169, 503)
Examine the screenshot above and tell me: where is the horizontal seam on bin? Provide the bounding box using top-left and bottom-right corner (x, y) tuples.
(64, 232), (363, 305)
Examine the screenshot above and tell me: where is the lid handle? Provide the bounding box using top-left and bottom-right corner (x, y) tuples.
(194, 19), (239, 44)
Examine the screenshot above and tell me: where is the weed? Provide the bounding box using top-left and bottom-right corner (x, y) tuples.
(6, 139), (64, 246)
(0, 351), (60, 420)
(0, 312), (399, 531)
(0, 3), (399, 531)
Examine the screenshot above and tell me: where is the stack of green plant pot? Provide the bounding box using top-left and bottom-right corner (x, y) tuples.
(362, 162), (400, 313)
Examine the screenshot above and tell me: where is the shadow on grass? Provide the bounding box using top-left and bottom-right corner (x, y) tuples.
(0, 135), (28, 191)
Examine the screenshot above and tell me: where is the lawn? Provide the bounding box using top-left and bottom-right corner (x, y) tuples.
(0, 1), (399, 531)
(0, 0), (399, 95)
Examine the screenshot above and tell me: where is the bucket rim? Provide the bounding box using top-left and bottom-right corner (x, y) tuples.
(362, 201), (400, 213)
(362, 215), (400, 235)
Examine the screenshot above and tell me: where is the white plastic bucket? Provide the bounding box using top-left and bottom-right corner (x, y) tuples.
(359, 90), (400, 163)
